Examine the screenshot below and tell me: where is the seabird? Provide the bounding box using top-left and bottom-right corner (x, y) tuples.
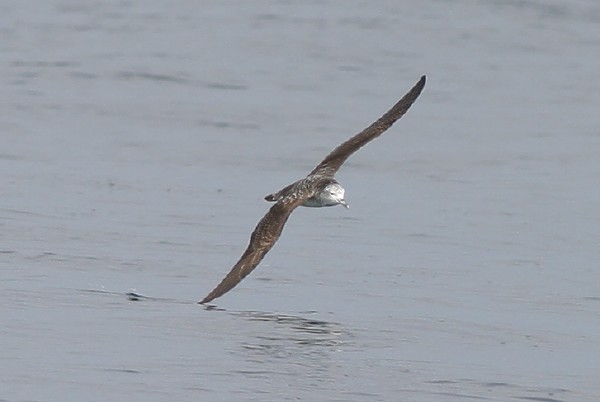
(200, 75), (426, 304)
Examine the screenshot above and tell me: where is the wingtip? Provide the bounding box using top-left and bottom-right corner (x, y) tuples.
(412, 75), (426, 96)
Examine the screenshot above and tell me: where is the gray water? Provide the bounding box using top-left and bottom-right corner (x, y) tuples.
(2, 1), (600, 401)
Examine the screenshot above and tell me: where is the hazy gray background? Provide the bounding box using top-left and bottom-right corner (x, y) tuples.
(2, 1), (599, 401)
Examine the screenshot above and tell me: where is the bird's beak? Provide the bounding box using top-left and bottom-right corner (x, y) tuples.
(340, 199), (349, 209)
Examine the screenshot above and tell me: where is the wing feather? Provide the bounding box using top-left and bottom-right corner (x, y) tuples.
(309, 75), (426, 177)
(199, 198), (304, 304)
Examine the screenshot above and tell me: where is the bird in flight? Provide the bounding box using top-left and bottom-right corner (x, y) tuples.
(200, 75), (426, 304)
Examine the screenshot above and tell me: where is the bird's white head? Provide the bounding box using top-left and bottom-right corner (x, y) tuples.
(322, 183), (349, 208)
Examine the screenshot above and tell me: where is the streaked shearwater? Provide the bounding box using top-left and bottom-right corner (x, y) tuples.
(200, 75), (426, 304)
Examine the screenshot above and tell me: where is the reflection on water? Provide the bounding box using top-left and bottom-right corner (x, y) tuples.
(83, 288), (348, 352)
(222, 309), (352, 394)
(233, 310), (346, 348)
(205, 306), (349, 358)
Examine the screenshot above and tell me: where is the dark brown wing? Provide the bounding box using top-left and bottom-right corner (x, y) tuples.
(199, 197), (305, 304)
(309, 75), (426, 178)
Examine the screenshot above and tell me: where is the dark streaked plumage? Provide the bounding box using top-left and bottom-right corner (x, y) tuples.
(200, 75), (426, 304)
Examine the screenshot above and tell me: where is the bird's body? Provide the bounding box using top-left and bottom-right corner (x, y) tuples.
(300, 182), (347, 208)
(266, 178), (347, 208)
(200, 75), (426, 304)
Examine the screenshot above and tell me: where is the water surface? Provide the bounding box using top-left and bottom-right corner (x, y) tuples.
(2, 1), (600, 401)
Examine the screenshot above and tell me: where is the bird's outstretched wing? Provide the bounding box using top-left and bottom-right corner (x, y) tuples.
(309, 75), (426, 178)
(199, 197), (306, 304)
